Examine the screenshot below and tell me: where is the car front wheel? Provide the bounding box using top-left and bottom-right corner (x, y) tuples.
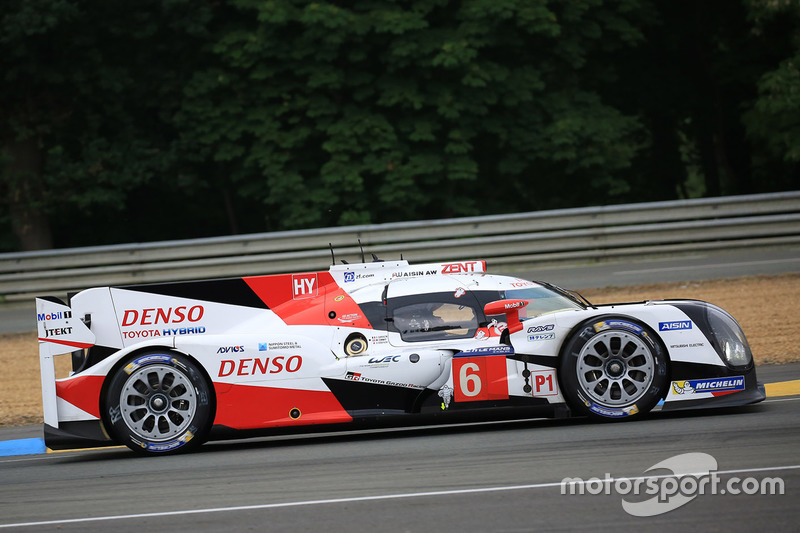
(560, 317), (668, 420)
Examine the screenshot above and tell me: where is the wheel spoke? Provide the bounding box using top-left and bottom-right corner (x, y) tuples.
(620, 342), (642, 360)
(120, 364), (196, 441)
(577, 330), (655, 408)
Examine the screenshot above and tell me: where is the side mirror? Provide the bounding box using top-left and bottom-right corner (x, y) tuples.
(483, 299), (528, 334)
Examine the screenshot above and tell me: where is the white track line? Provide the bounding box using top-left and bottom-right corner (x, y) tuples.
(2, 464), (799, 529)
(764, 397), (800, 403)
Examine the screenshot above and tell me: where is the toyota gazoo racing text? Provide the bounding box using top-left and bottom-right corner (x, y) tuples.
(36, 258), (765, 455)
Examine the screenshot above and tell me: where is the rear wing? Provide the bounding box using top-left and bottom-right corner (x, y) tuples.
(36, 297), (95, 428)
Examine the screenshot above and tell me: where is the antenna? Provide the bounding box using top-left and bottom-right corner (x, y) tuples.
(329, 243), (335, 265)
(358, 239), (365, 263)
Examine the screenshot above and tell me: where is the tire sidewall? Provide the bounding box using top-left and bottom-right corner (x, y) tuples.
(105, 351), (213, 454)
(560, 316), (668, 420)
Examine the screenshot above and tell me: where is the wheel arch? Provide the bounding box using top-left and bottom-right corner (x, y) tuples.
(557, 313), (672, 367)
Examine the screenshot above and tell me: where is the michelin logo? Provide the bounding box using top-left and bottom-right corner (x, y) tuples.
(672, 377), (745, 395)
(693, 377), (745, 392)
(672, 381), (695, 395)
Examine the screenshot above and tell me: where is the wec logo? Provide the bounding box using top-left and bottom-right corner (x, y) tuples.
(368, 355), (401, 364)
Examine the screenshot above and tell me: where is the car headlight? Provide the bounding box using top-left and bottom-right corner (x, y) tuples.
(723, 339), (749, 366)
(665, 301), (754, 369)
(705, 304), (753, 368)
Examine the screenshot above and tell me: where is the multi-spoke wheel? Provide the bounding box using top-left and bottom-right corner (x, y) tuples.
(105, 352), (213, 454)
(560, 317), (668, 420)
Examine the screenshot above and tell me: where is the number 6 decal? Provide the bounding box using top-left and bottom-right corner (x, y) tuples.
(453, 354), (509, 402)
(459, 363), (482, 397)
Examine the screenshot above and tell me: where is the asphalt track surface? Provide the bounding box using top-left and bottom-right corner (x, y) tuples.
(0, 365), (798, 532)
(1, 245), (798, 531)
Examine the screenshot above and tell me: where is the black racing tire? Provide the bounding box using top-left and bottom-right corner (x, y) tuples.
(560, 316), (668, 420)
(104, 351), (214, 455)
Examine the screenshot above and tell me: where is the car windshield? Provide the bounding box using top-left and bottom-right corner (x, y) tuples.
(503, 286), (584, 320)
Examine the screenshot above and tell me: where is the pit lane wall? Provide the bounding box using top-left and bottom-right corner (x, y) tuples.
(1, 191), (799, 299)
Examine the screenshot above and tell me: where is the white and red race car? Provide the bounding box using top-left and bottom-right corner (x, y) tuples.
(36, 258), (765, 455)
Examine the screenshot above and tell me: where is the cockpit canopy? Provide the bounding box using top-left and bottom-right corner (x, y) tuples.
(381, 275), (584, 342)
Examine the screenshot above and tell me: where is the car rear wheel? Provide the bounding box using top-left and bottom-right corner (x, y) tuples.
(560, 317), (668, 420)
(105, 351), (213, 454)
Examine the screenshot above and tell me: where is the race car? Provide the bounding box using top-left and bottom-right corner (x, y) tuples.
(36, 258), (765, 455)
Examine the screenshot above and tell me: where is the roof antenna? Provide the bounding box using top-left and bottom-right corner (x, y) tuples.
(329, 243), (335, 266)
(358, 239), (365, 263)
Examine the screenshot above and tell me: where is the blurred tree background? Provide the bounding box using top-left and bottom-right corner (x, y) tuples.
(1, 0), (798, 251)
